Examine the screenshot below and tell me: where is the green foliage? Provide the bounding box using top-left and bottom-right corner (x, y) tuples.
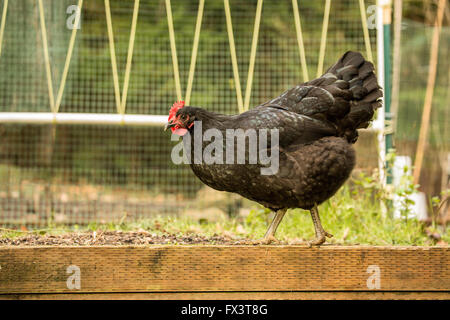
(2, 170), (449, 245)
(240, 173), (435, 245)
(394, 166), (419, 222)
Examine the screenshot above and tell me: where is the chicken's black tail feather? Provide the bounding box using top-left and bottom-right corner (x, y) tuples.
(261, 51), (382, 143)
(320, 51), (382, 142)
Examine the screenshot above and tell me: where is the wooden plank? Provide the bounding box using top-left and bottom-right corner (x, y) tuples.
(1, 291), (449, 300)
(0, 245), (448, 294)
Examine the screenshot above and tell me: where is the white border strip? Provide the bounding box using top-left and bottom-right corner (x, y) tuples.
(374, 0), (386, 186)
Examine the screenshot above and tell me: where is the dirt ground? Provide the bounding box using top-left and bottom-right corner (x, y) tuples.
(0, 230), (272, 246)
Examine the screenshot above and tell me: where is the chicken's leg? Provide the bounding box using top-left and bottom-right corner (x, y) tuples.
(308, 204), (333, 246)
(262, 208), (287, 244)
(235, 208), (287, 245)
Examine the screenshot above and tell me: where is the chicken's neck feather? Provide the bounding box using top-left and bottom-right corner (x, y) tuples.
(187, 106), (236, 131)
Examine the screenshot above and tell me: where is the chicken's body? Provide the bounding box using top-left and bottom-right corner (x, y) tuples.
(167, 51), (382, 245)
(186, 109), (355, 212)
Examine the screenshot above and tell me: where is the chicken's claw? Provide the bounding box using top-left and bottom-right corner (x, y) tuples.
(261, 235), (280, 245)
(307, 235), (327, 247)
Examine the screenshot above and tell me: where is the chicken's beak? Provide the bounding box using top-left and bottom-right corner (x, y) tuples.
(164, 121), (175, 131)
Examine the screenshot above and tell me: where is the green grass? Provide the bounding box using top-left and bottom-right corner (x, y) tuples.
(1, 163), (448, 246)
(1, 177), (449, 246)
(120, 184), (447, 246)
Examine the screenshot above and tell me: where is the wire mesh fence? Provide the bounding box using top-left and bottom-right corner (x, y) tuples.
(395, 17), (449, 197)
(0, 0), (447, 226)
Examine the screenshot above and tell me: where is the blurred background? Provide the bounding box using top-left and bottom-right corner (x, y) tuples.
(0, 0), (448, 226)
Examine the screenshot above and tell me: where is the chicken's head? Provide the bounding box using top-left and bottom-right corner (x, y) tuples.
(165, 100), (195, 136)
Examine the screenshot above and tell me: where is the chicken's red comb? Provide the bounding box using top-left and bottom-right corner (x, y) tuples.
(168, 100), (185, 120)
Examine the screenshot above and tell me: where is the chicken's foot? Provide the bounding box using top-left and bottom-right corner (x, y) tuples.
(262, 208), (287, 243)
(308, 204), (333, 246)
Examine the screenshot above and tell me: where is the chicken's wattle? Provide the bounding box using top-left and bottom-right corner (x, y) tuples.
(173, 128), (188, 136)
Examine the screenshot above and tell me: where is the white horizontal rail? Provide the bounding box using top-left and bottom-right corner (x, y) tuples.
(0, 112), (167, 126)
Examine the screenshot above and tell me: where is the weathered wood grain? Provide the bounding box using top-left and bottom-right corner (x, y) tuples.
(0, 245), (448, 297)
(1, 291), (449, 300)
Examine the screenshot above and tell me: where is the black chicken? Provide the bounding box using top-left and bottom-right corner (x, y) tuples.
(165, 51), (382, 245)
